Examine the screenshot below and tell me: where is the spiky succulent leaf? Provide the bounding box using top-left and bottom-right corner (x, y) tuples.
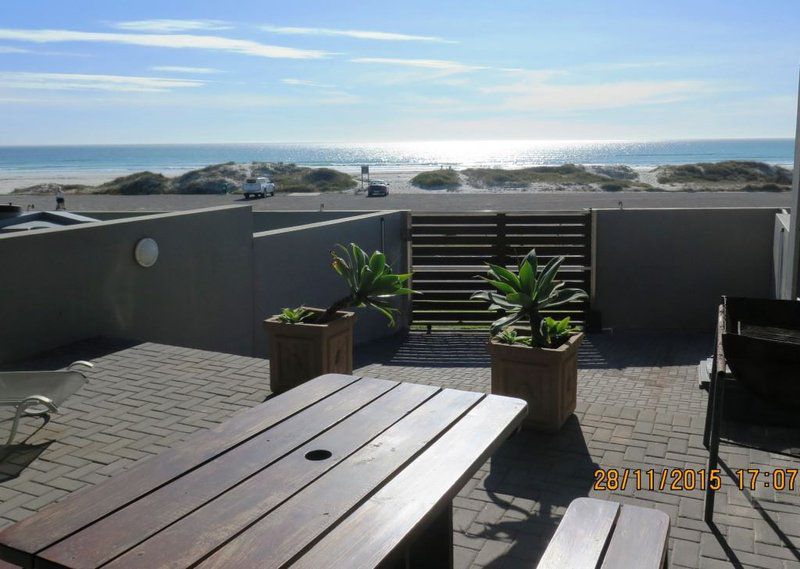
(471, 248), (587, 341)
(326, 243), (417, 327)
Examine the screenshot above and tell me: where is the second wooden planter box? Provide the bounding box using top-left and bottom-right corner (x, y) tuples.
(264, 309), (355, 394)
(488, 332), (583, 432)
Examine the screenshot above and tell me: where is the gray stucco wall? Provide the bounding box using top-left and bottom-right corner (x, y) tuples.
(251, 211), (369, 232)
(0, 205), (254, 362)
(594, 208), (779, 330)
(82, 211), (375, 232)
(252, 211), (409, 357)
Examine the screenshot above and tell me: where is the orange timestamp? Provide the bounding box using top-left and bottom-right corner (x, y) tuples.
(594, 468), (723, 492)
(594, 468), (800, 492)
(734, 469), (798, 491)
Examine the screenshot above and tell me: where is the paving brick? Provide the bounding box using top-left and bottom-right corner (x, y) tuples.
(0, 332), (796, 567)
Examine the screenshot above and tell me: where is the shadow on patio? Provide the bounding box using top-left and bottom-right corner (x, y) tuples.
(356, 330), (711, 370)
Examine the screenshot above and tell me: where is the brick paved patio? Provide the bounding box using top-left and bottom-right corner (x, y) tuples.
(1, 332), (799, 568)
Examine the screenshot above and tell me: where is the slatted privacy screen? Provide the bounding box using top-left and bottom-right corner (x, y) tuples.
(411, 212), (592, 328)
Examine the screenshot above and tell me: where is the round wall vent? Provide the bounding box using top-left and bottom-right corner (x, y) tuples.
(134, 238), (159, 268)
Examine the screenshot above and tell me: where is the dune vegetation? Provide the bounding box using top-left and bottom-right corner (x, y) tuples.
(462, 164), (650, 189)
(13, 162), (357, 195)
(410, 169), (461, 189)
(655, 161), (792, 185)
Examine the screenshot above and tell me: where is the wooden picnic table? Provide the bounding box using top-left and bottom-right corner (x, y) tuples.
(0, 374), (526, 569)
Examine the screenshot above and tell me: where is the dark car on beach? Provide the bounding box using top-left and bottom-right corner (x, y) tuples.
(366, 181), (389, 197)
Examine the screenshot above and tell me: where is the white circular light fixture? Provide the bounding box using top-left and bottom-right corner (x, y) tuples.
(134, 237), (159, 267)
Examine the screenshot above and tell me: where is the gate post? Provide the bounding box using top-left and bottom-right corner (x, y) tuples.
(403, 210), (414, 331)
(495, 213), (508, 266)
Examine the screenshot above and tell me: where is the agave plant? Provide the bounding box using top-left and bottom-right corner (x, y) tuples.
(471, 249), (588, 346)
(322, 243), (415, 327)
(495, 329), (532, 346)
(276, 306), (313, 324)
(539, 316), (579, 348)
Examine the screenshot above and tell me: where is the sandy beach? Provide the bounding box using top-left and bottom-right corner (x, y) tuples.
(0, 169), (193, 194)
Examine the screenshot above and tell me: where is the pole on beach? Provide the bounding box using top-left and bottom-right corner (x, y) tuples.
(789, 70), (800, 299)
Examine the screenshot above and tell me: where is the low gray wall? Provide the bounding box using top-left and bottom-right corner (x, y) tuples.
(1, 206), (410, 363)
(75, 212), (161, 221)
(252, 211), (409, 357)
(0, 206), (254, 362)
(251, 211), (368, 232)
(81, 211), (375, 232)
(594, 208), (779, 330)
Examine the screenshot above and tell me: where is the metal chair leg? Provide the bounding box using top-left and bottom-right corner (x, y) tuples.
(7, 397), (57, 444)
(703, 328), (721, 449)
(704, 375), (724, 524)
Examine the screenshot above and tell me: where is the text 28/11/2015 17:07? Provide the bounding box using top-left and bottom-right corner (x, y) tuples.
(593, 468), (799, 492)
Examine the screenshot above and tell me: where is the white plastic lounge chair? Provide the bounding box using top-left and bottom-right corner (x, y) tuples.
(0, 361), (93, 444)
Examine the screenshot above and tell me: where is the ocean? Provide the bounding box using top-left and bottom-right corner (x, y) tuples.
(0, 139), (794, 193)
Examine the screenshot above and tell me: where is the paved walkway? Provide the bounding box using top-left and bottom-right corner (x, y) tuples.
(12, 189), (791, 213)
(1, 333), (799, 568)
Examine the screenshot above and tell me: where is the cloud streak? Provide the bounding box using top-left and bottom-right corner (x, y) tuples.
(482, 79), (711, 111)
(0, 72), (205, 92)
(114, 19), (232, 32)
(0, 28), (330, 59)
(0, 45), (29, 54)
(151, 65), (220, 74)
(351, 57), (485, 73)
(281, 78), (331, 88)
(262, 25), (454, 43)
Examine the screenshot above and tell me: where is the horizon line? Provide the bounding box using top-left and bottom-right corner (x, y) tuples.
(0, 136), (794, 148)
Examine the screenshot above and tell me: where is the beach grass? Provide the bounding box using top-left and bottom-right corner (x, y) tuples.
(269, 167), (357, 193)
(655, 161), (792, 185)
(411, 169), (461, 189)
(462, 164), (607, 187)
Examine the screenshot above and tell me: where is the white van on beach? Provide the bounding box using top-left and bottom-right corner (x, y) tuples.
(242, 177), (275, 199)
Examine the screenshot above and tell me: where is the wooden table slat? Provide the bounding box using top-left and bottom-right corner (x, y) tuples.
(195, 388), (489, 569)
(0, 374), (361, 558)
(102, 382), (441, 569)
(599, 505), (670, 569)
(291, 394), (527, 569)
(37, 377), (398, 569)
(536, 497), (620, 569)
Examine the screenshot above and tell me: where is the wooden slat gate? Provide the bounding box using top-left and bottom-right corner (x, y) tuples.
(411, 212), (593, 329)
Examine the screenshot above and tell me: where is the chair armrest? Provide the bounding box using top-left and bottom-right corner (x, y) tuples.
(67, 361), (94, 377)
(20, 395), (57, 414)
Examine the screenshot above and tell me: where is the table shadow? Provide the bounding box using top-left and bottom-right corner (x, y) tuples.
(473, 416), (599, 566)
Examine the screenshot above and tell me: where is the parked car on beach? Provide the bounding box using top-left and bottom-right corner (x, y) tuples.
(366, 181), (389, 197)
(243, 177), (275, 199)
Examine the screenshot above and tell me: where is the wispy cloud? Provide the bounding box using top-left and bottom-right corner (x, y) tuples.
(482, 79), (712, 111)
(113, 19), (232, 32)
(151, 65), (220, 74)
(0, 28), (330, 59)
(0, 72), (205, 92)
(262, 25), (454, 43)
(351, 57), (485, 73)
(0, 45), (29, 54)
(281, 78), (331, 88)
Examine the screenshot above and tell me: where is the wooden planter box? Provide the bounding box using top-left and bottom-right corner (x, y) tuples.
(488, 333), (583, 432)
(264, 309), (355, 394)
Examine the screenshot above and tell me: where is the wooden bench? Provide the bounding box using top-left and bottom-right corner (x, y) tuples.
(537, 498), (670, 569)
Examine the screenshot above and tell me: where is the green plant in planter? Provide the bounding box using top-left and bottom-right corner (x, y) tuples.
(495, 329), (532, 346)
(321, 243), (415, 327)
(277, 306), (313, 323)
(471, 249), (588, 348)
(539, 316), (579, 348)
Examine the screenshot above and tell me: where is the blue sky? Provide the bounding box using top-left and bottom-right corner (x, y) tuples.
(1, 0), (798, 144)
